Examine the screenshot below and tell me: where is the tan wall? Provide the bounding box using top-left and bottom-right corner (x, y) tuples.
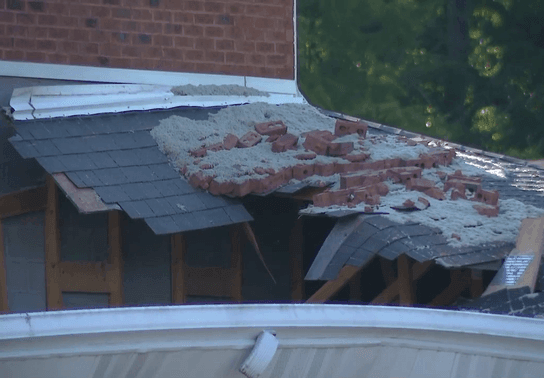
(0, 0), (294, 79)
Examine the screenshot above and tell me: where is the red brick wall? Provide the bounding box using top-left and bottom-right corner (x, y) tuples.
(0, 0), (294, 79)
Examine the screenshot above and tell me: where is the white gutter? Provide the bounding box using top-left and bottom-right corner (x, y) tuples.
(2, 304), (543, 342)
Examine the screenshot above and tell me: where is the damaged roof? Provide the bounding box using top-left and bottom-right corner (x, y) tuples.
(8, 107), (252, 234)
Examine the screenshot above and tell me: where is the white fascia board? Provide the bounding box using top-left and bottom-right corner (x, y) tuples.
(0, 61), (301, 96)
(9, 87), (33, 112)
(29, 94), (305, 119)
(31, 90), (174, 109)
(245, 76), (298, 95)
(30, 83), (171, 96)
(0, 60), (245, 87)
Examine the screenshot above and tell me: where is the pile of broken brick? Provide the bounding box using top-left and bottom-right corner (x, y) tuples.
(182, 118), (500, 217)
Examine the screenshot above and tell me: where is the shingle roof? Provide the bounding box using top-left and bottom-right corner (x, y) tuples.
(9, 108), (252, 234)
(305, 110), (544, 281)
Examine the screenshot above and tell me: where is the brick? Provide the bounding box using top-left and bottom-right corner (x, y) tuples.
(406, 178), (435, 192)
(314, 162), (336, 177)
(335, 119), (368, 138)
(344, 152), (370, 163)
(472, 188), (499, 206)
(207, 142), (223, 152)
(424, 187), (446, 200)
(384, 158), (402, 169)
(188, 171), (213, 190)
(388, 167), (422, 184)
(436, 171), (447, 180)
(271, 133), (298, 153)
(403, 199), (415, 207)
(327, 141), (354, 157)
(260, 172), (285, 192)
(190, 147), (207, 157)
(444, 178), (480, 192)
(208, 179), (235, 196)
(295, 152), (316, 161)
(223, 134), (238, 150)
(451, 189), (465, 200)
(452, 233), (461, 241)
(293, 164), (314, 180)
(237, 131), (262, 148)
(473, 204), (499, 217)
(255, 120), (287, 136)
(232, 179), (254, 197)
(205, 26), (224, 38)
(418, 197), (430, 208)
(280, 166), (293, 182)
(216, 39), (234, 50)
(448, 170), (482, 184)
(302, 130), (335, 155)
(265, 134), (280, 143)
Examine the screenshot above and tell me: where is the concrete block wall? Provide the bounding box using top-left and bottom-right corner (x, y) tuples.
(3, 211), (47, 313)
(0, 0), (295, 79)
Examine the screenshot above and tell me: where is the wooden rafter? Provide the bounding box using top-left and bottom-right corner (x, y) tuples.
(306, 265), (361, 303)
(44, 176), (62, 310)
(230, 224), (243, 302)
(371, 260), (433, 304)
(429, 269), (471, 306)
(107, 211), (123, 306)
(171, 233), (186, 304)
(470, 270), (484, 298)
(0, 219), (8, 312)
(0, 186), (46, 219)
(289, 217), (305, 301)
(348, 271), (362, 302)
(397, 254), (415, 305)
(484, 217), (544, 296)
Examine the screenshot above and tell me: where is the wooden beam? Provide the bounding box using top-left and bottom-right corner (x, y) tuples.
(0, 220), (8, 312)
(380, 257), (396, 286)
(107, 211), (123, 306)
(306, 265), (360, 303)
(429, 270), (471, 306)
(349, 271), (362, 302)
(185, 266), (236, 298)
(289, 217), (305, 301)
(59, 261), (111, 293)
(305, 215), (365, 280)
(371, 260), (433, 304)
(0, 186), (46, 219)
(470, 270), (484, 298)
(171, 233), (186, 304)
(53, 173), (108, 213)
(484, 217), (544, 296)
(230, 225), (243, 302)
(44, 176), (62, 310)
(397, 255), (415, 305)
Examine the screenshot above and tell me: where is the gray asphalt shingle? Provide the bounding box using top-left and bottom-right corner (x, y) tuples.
(31, 139), (61, 156)
(108, 150), (143, 167)
(84, 135), (118, 152)
(166, 194), (207, 213)
(149, 163), (180, 180)
(145, 216), (181, 235)
(94, 185), (131, 203)
(52, 137), (93, 154)
(87, 152), (118, 169)
(36, 156), (66, 173)
(94, 167), (128, 185)
(57, 154), (97, 171)
(121, 165), (155, 183)
(121, 182), (162, 201)
(120, 200), (155, 219)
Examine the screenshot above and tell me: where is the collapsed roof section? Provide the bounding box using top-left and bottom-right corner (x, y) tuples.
(9, 107), (252, 235)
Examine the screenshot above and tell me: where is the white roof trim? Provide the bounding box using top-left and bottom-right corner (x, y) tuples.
(10, 83), (306, 120)
(1, 305), (544, 363)
(2, 304), (544, 341)
(0, 60), (299, 94)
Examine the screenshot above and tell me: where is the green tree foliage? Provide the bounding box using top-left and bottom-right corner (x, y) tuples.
(298, 0), (544, 158)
